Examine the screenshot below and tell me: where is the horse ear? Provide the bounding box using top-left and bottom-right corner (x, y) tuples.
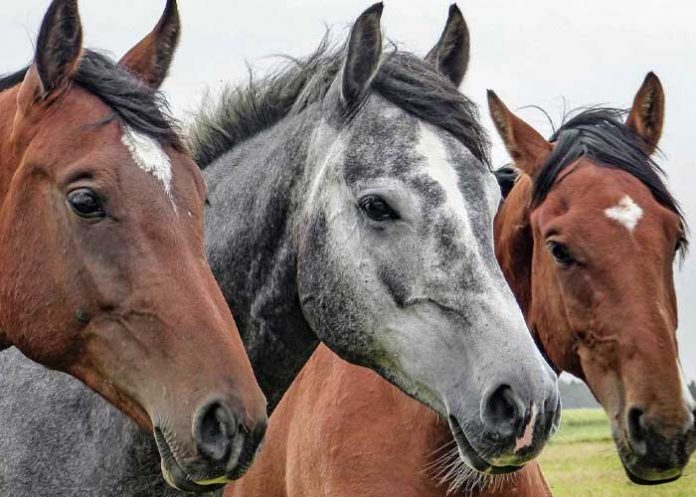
(119, 0), (180, 89)
(341, 2), (384, 107)
(626, 72), (664, 155)
(25, 0), (83, 100)
(425, 4), (469, 87)
(487, 90), (552, 177)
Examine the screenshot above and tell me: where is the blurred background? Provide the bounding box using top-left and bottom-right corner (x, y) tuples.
(1, 0), (693, 382)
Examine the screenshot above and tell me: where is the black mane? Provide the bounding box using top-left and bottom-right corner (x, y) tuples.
(0, 50), (181, 149)
(189, 37), (490, 168)
(497, 107), (687, 253)
(493, 164), (518, 199)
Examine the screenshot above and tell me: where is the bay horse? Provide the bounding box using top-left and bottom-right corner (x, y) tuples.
(0, 0), (267, 492)
(0, 3), (559, 496)
(490, 76), (695, 483)
(225, 72), (696, 496)
(225, 345), (551, 497)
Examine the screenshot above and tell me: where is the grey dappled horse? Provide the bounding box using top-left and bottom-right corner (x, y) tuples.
(0, 4), (558, 496)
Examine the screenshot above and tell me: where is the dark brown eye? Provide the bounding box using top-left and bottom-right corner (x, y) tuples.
(359, 195), (399, 222)
(547, 241), (575, 266)
(68, 188), (105, 219)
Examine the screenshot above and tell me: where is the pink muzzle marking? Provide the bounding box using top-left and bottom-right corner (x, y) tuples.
(515, 404), (538, 452)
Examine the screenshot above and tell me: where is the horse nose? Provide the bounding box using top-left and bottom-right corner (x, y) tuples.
(627, 406), (648, 455)
(627, 404), (696, 446)
(622, 403), (696, 483)
(193, 400), (240, 463)
(481, 385), (525, 438)
(481, 378), (560, 445)
(626, 404), (696, 455)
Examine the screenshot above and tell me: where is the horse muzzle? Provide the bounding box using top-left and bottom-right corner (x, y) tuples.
(617, 407), (696, 485)
(154, 399), (267, 492)
(447, 378), (561, 474)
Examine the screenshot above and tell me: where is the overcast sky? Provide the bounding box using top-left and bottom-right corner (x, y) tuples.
(1, 1), (694, 381)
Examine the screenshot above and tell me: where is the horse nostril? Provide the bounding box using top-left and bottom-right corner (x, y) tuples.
(194, 401), (237, 463)
(482, 385), (523, 437)
(628, 407), (644, 439)
(627, 407), (648, 455)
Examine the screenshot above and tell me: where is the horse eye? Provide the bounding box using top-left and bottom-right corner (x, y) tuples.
(547, 241), (575, 266)
(359, 195), (399, 222)
(68, 188), (105, 219)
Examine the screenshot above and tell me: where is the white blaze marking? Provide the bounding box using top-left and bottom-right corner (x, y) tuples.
(121, 127), (175, 208)
(416, 123), (469, 222)
(604, 195), (643, 232)
(306, 124), (347, 208)
(416, 122), (528, 339)
(515, 404), (538, 452)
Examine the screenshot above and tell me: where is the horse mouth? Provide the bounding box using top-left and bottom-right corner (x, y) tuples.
(617, 444), (684, 485)
(155, 428), (229, 492)
(448, 416), (522, 475)
(622, 463), (682, 486)
(614, 424), (686, 485)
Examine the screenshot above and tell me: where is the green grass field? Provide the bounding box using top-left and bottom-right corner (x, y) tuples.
(539, 409), (696, 496)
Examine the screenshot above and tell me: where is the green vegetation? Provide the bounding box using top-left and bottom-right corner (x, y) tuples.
(539, 409), (696, 497)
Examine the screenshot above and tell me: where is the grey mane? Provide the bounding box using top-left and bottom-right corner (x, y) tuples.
(188, 35), (490, 168)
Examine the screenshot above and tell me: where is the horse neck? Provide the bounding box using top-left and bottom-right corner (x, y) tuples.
(494, 174), (534, 316)
(494, 174), (576, 376)
(202, 113), (320, 413)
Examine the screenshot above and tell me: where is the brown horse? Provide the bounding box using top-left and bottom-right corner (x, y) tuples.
(489, 74), (695, 484)
(225, 345), (551, 497)
(224, 58), (695, 497)
(0, 0), (266, 491)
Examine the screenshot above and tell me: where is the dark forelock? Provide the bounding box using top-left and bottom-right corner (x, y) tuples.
(0, 50), (182, 149)
(528, 107), (687, 253)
